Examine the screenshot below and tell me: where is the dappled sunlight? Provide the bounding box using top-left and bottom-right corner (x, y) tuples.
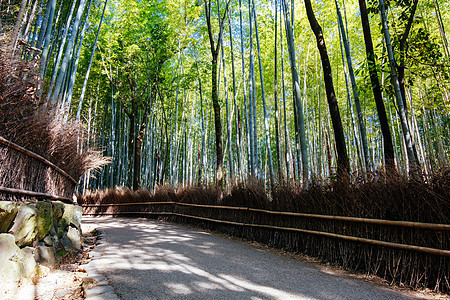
(82, 217), (415, 299)
(164, 282), (192, 295)
(218, 274), (314, 300)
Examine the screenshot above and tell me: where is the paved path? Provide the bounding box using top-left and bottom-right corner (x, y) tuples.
(82, 216), (419, 300)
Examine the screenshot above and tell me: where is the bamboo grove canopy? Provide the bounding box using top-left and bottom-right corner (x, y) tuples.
(0, 0), (449, 191)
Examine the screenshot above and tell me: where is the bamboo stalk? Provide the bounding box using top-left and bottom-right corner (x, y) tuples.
(0, 186), (73, 203)
(0, 136), (78, 185)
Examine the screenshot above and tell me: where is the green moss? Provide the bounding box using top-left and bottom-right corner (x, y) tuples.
(52, 201), (64, 221)
(0, 201), (18, 233)
(36, 202), (53, 241)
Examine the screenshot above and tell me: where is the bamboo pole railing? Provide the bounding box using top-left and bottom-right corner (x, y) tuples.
(81, 201), (450, 230)
(82, 202), (450, 257)
(0, 135), (78, 185)
(0, 186), (73, 203)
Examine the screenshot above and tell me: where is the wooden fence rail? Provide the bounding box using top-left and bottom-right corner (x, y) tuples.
(82, 202), (450, 257)
(0, 186), (73, 203)
(81, 201), (450, 230)
(0, 135), (77, 185)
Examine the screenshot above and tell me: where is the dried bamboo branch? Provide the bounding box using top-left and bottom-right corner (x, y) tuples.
(0, 186), (73, 203)
(0, 136), (78, 185)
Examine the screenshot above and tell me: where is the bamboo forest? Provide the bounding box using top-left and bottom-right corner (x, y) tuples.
(1, 0), (450, 295)
(2, 0), (449, 191)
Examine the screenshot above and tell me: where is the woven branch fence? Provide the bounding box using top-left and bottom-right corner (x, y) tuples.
(81, 185), (449, 293)
(0, 47), (107, 204)
(0, 135), (75, 203)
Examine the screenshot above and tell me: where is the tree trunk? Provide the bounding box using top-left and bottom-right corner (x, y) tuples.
(204, 0), (230, 190)
(238, 0), (249, 178)
(219, 13), (233, 182)
(127, 111), (135, 188)
(23, 0), (38, 45)
(212, 55), (224, 188)
(76, 0), (107, 119)
(252, 0), (273, 186)
(248, 0), (258, 176)
(228, 12), (242, 181)
(282, 0), (309, 181)
(65, 0), (93, 116)
(274, 0), (282, 181)
(37, 0), (55, 84)
(280, 5), (290, 182)
(304, 0), (349, 178)
(9, 0), (28, 54)
(358, 0), (395, 171)
(432, 0), (449, 58)
(50, 0), (87, 103)
(379, 0), (418, 173)
(133, 103), (151, 190)
(46, 0), (77, 102)
(397, 0), (418, 112)
(335, 0), (370, 171)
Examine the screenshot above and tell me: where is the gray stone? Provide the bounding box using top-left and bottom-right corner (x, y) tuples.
(85, 292), (119, 300)
(0, 234), (36, 282)
(89, 250), (101, 258)
(36, 201), (53, 241)
(8, 204), (38, 247)
(80, 261), (98, 272)
(96, 280), (109, 286)
(0, 233), (19, 259)
(35, 245), (56, 267)
(43, 234), (54, 246)
(0, 233), (21, 282)
(0, 201), (18, 232)
(60, 204), (82, 231)
(62, 226), (81, 250)
(84, 285), (114, 297)
(20, 247), (37, 279)
(86, 274), (106, 283)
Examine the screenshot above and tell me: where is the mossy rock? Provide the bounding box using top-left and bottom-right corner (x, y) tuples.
(36, 201), (53, 241)
(52, 201), (65, 221)
(58, 204), (82, 233)
(0, 201), (18, 232)
(8, 204), (38, 247)
(62, 226), (81, 251)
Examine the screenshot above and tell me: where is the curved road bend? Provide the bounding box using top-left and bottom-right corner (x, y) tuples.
(82, 216), (420, 300)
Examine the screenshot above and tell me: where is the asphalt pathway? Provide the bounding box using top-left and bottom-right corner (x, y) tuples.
(82, 216), (419, 300)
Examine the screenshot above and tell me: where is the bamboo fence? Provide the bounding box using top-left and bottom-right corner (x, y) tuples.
(82, 201), (450, 257)
(0, 135), (74, 203)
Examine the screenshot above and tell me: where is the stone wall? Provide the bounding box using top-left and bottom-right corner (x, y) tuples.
(0, 200), (82, 283)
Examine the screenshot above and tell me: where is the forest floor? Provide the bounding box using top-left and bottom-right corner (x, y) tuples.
(1, 228), (99, 300)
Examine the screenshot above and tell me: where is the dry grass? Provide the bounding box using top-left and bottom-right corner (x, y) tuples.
(79, 170), (449, 293)
(0, 38), (108, 200)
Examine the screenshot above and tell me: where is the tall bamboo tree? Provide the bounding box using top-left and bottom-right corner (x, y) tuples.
(304, 0), (349, 178)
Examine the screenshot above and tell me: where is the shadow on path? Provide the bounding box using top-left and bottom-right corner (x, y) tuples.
(82, 217), (416, 300)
